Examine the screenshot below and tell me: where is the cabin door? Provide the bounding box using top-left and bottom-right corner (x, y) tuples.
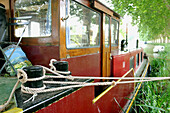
(102, 14), (111, 77)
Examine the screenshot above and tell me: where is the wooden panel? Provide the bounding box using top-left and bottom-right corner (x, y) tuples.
(101, 14), (111, 78)
(93, 0), (120, 20)
(94, 1), (113, 16)
(0, 0), (9, 9)
(60, 0), (67, 59)
(10, 0), (60, 46)
(66, 48), (100, 57)
(0, 0), (10, 19)
(75, 0), (91, 7)
(59, 0), (101, 59)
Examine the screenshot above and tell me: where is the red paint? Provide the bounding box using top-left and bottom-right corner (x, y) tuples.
(21, 45), (143, 113)
(37, 86), (96, 113)
(112, 48), (144, 77)
(112, 53), (130, 77)
(63, 53), (101, 77)
(21, 45), (60, 67)
(36, 68), (134, 113)
(95, 70), (134, 113)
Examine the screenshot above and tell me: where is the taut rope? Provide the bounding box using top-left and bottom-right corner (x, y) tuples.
(1, 59), (170, 112)
(17, 66), (170, 102)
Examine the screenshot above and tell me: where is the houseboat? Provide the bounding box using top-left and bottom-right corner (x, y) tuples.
(0, 0), (150, 112)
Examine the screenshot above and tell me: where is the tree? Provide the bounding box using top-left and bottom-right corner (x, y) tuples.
(109, 0), (170, 41)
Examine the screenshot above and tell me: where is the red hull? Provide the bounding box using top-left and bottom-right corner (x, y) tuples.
(20, 45), (145, 113)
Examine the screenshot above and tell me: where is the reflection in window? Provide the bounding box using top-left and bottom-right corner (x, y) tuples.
(111, 18), (119, 46)
(66, 0), (100, 48)
(105, 15), (110, 47)
(14, 0), (51, 37)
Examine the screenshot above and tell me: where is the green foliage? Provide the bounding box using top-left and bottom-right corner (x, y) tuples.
(150, 51), (167, 76)
(132, 44), (170, 112)
(134, 81), (170, 113)
(110, 0), (170, 41)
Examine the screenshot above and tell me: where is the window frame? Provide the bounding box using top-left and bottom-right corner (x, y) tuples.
(141, 52), (143, 62)
(111, 18), (119, 47)
(136, 53), (139, 67)
(130, 56), (134, 69)
(14, 0), (52, 38)
(104, 15), (110, 48)
(65, 0), (101, 50)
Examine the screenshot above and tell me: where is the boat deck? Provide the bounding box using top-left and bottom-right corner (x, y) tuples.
(0, 76), (92, 112)
(0, 77), (18, 109)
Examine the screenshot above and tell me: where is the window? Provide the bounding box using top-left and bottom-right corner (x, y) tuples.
(14, 0), (51, 37)
(66, 0), (100, 48)
(105, 15), (110, 47)
(130, 56), (134, 69)
(111, 18), (118, 46)
(141, 52), (143, 62)
(136, 53), (139, 67)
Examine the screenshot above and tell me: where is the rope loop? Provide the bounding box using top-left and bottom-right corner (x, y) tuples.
(24, 93), (38, 103)
(21, 84), (46, 94)
(49, 59), (72, 75)
(49, 59), (57, 71)
(17, 69), (28, 83)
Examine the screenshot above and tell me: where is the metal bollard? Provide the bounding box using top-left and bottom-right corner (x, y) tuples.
(52, 61), (70, 82)
(23, 66), (44, 88)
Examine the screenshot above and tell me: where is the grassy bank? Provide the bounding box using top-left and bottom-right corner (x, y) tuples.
(132, 43), (170, 113)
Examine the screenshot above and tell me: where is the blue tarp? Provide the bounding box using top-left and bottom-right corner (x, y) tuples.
(4, 45), (32, 76)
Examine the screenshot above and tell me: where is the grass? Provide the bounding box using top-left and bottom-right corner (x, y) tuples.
(132, 43), (170, 113)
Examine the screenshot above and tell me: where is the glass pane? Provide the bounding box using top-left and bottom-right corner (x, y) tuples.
(105, 16), (110, 47)
(141, 52), (143, 62)
(130, 56), (134, 69)
(111, 18), (118, 46)
(136, 53), (139, 67)
(14, 0), (51, 37)
(66, 0), (100, 48)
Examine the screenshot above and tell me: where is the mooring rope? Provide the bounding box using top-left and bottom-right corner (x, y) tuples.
(49, 59), (71, 75)
(18, 66), (170, 97)
(21, 81), (116, 94)
(45, 75), (170, 80)
(1, 62), (170, 112)
(0, 80), (20, 112)
(17, 66), (170, 83)
(17, 64), (170, 95)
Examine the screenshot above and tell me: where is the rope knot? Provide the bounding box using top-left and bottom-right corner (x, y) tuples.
(17, 69), (28, 83)
(111, 81), (116, 87)
(68, 75), (74, 81)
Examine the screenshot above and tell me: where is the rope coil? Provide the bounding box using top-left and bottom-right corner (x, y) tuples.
(17, 69), (46, 83)
(21, 84), (46, 94)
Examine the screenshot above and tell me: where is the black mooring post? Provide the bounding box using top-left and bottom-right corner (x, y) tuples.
(23, 66), (44, 88)
(52, 61), (70, 82)
(53, 61), (68, 72)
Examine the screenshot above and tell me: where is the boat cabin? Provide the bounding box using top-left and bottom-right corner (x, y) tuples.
(0, 0), (149, 113)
